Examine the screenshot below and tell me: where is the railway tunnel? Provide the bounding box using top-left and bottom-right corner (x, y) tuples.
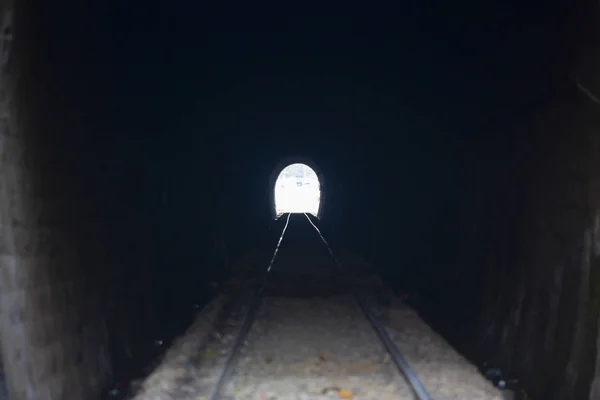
(2, 0), (600, 399)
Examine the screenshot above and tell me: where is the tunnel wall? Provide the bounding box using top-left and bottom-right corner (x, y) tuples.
(360, 65), (600, 400)
(393, 7), (600, 398)
(498, 97), (600, 400)
(0, 3), (204, 399)
(463, 16), (600, 395)
(0, 3), (114, 398)
(457, 94), (600, 399)
(0, 0), (10, 380)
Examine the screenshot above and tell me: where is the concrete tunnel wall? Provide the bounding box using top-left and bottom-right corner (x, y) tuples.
(0, 4), (112, 398)
(0, 3), (177, 398)
(0, 3), (229, 398)
(470, 100), (600, 399)
(2, 1), (600, 400)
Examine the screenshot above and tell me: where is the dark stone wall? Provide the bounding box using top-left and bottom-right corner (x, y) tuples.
(474, 98), (600, 399)
(0, 3), (113, 398)
(386, 6), (600, 399)
(465, 21), (600, 396)
(0, 3), (205, 399)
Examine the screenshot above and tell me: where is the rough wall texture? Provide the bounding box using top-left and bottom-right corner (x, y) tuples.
(0, 3), (168, 399)
(0, 0), (10, 378)
(466, 87), (600, 399)
(0, 3), (114, 399)
(0, 4), (217, 398)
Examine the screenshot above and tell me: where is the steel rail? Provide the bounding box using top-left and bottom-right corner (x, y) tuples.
(208, 213), (291, 400)
(303, 213), (433, 400)
(209, 212), (432, 400)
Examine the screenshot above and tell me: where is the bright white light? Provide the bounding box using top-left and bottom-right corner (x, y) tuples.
(274, 163), (321, 217)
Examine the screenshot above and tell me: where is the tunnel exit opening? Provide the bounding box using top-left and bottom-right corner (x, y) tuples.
(273, 163), (322, 218)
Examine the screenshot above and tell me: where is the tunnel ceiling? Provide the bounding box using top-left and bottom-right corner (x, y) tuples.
(33, 0), (598, 235)
(39, 0), (592, 153)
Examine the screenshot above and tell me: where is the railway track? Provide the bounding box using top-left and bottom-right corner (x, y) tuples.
(131, 213), (505, 400)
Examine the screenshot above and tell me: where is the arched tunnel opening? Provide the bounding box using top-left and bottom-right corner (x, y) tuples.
(2, 1), (600, 399)
(272, 161), (323, 219)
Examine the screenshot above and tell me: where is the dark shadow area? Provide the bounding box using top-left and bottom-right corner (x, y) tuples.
(1, 0), (600, 399)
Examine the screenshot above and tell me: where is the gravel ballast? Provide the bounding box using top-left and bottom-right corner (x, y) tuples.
(132, 286), (506, 400)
